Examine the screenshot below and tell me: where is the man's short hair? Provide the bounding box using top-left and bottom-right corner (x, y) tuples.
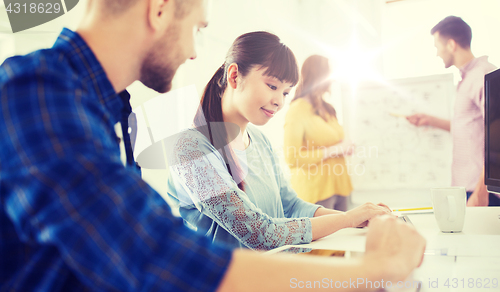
(431, 16), (472, 49)
(104, 0), (139, 15)
(174, 0), (196, 18)
(104, 0), (195, 17)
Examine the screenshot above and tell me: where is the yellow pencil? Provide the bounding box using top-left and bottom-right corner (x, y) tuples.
(392, 207), (433, 212)
(389, 112), (407, 118)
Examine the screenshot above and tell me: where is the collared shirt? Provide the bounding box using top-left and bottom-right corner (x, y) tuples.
(117, 90), (141, 174)
(0, 28), (231, 292)
(452, 56), (496, 191)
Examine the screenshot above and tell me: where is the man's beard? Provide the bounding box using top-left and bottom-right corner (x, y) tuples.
(140, 54), (177, 93)
(444, 55), (454, 69)
(140, 26), (181, 93)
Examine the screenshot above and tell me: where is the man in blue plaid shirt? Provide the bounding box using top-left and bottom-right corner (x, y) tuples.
(0, 0), (426, 291)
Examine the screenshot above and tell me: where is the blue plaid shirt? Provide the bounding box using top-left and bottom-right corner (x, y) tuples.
(0, 28), (231, 292)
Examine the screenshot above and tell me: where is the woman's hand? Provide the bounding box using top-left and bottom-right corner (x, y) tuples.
(324, 139), (355, 158)
(344, 202), (394, 228)
(311, 202), (393, 240)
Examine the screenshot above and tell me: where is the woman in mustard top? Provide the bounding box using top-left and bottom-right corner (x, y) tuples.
(284, 55), (353, 211)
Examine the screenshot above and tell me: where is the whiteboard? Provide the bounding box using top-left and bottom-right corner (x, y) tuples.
(341, 74), (455, 190)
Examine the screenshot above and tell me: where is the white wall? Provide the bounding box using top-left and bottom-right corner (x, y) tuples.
(381, 0), (500, 80)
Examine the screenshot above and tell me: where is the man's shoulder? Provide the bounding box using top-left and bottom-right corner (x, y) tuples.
(0, 48), (78, 90)
(471, 56), (497, 76)
(483, 61), (497, 75)
(0, 49), (98, 130)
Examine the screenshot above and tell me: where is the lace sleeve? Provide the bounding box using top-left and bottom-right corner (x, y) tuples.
(168, 131), (313, 250)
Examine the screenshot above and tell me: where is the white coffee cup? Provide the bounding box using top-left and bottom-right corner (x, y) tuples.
(431, 187), (466, 233)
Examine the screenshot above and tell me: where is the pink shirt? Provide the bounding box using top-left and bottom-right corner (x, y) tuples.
(451, 56), (496, 191)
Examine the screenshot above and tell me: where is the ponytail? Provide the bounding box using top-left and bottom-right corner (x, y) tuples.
(194, 65), (246, 191)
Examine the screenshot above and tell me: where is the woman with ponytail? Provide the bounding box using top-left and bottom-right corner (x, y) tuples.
(166, 32), (391, 250)
(284, 55), (353, 211)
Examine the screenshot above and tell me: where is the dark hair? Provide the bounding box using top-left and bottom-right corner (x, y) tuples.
(292, 55), (336, 121)
(193, 31), (299, 191)
(431, 16), (472, 49)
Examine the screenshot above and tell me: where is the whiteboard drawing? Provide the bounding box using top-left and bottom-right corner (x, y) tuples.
(341, 74), (455, 190)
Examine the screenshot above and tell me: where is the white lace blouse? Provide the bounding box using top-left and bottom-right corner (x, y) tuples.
(166, 125), (320, 250)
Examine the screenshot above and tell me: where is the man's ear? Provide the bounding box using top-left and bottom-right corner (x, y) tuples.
(227, 63), (239, 89)
(447, 38), (458, 52)
(147, 0), (175, 32)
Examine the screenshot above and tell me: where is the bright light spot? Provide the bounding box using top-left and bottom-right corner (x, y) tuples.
(329, 34), (385, 89)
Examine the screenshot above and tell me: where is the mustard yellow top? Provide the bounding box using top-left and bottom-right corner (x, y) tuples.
(283, 98), (353, 203)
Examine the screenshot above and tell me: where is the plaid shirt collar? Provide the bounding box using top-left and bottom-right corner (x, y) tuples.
(55, 28), (123, 124)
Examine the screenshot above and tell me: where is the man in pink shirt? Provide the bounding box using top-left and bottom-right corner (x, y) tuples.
(407, 16), (500, 206)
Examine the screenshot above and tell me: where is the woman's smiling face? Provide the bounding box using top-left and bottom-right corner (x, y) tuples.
(231, 66), (293, 126)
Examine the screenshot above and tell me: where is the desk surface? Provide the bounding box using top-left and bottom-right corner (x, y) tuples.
(269, 207), (500, 254)
(268, 207), (500, 291)
(410, 207), (500, 291)
(409, 207), (500, 257)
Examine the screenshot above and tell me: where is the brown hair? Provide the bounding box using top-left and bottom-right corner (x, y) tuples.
(292, 55), (336, 121)
(194, 31), (299, 191)
(431, 16), (472, 49)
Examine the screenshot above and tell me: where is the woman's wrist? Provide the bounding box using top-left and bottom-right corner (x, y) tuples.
(314, 206), (344, 217)
(341, 212), (355, 228)
(323, 146), (339, 159)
